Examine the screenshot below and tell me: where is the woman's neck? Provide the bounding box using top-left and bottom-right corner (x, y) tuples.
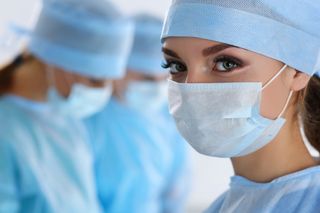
(231, 112), (317, 183)
(8, 59), (49, 102)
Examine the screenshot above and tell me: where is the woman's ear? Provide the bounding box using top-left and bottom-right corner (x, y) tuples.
(289, 69), (311, 92)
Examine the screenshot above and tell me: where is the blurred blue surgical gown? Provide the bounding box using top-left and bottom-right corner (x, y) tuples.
(85, 98), (189, 213)
(0, 95), (101, 213)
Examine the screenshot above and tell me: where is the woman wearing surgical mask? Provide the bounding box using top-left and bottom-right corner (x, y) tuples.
(161, 0), (320, 212)
(0, 0), (133, 212)
(85, 14), (189, 213)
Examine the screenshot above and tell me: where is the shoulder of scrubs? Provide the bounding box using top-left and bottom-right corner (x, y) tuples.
(85, 97), (189, 213)
(0, 96), (47, 212)
(0, 96), (102, 213)
(205, 166), (320, 213)
(0, 95), (85, 133)
(0, 136), (20, 212)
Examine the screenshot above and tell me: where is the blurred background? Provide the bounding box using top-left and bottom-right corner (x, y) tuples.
(0, 0), (233, 212)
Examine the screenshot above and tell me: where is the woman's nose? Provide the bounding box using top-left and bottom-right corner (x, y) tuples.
(185, 65), (210, 84)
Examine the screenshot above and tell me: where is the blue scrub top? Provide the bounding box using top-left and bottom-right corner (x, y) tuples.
(85, 98), (189, 213)
(0, 96), (101, 213)
(206, 165), (320, 213)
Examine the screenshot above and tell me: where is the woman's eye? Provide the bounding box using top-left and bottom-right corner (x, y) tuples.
(214, 57), (241, 72)
(162, 61), (187, 74)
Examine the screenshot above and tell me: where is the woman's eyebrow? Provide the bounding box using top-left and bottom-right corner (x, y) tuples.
(162, 47), (181, 59)
(202, 44), (237, 57)
(162, 44), (237, 59)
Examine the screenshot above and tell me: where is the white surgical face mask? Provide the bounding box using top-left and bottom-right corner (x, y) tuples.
(168, 64), (293, 158)
(48, 83), (112, 119)
(46, 66), (112, 118)
(124, 81), (168, 113)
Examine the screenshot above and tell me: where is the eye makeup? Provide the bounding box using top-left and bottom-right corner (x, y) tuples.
(213, 55), (244, 72)
(162, 59), (187, 75)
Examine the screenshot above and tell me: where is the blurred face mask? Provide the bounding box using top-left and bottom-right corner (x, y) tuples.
(168, 64), (293, 158)
(46, 67), (112, 118)
(125, 81), (168, 113)
(48, 84), (112, 119)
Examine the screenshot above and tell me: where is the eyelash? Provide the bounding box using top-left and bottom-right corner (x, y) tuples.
(161, 60), (187, 74)
(213, 56), (242, 72)
(162, 55), (243, 75)
(161, 62), (171, 69)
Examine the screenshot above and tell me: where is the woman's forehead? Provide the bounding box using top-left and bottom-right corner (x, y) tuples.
(163, 37), (278, 63)
(163, 37), (250, 58)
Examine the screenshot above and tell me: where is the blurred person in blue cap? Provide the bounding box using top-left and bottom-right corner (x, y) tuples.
(85, 14), (189, 213)
(161, 0), (320, 212)
(0, 0), (133, 212)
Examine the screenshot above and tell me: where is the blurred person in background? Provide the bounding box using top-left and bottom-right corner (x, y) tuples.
(0, 0), (133, 212)
(85, 14), (189, 213)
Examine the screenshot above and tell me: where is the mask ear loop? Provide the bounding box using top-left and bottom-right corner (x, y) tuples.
(261, 64), (293, 119)
(262, 64), (288, 90)
(277, 90), (293, 118)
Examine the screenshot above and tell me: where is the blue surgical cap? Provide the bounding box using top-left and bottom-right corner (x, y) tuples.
(29, 0), (134, 79)
(127, 14), (165, 75)
(161, 0), (320, 76)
